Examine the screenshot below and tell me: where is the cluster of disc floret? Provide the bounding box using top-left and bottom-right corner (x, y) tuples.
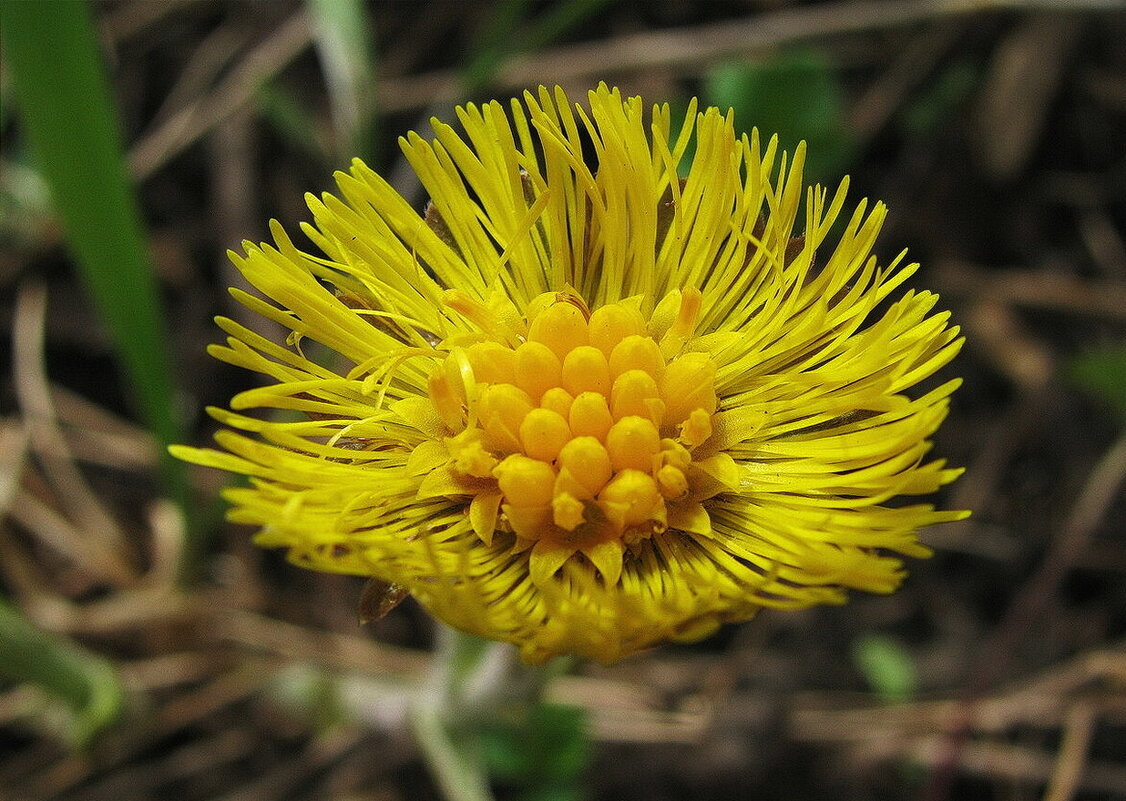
(427, 289), (730, 560)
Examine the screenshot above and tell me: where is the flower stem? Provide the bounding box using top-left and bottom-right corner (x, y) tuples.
(410, 702), (495, 801)
(412, 625), (511, 801)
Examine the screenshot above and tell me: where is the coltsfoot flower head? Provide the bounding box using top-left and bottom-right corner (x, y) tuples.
(173, 84), (967, 664)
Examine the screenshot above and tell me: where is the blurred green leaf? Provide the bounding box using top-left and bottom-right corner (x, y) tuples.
(852, 633), (917, 702)
(703, 50), (853, 185)
(267, 662), (347, 732)
(464, 0), (533, 93)
(0, 597), (124, 745)
(521, 0), (612, 53)
(256, 81), (327, 160)
(1, 0), (200, 577)
(444, 628), (494, 685)
(307, 0), (379, 164)
(1069, 345), (1126, 422)
(899, 58), (979, 138)
(464, 0), (613, 93)
(482, 702), (589, 801)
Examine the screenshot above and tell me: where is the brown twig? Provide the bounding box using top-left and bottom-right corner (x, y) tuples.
(934, 262), (1126, 320)
(1077, 207), (1126, 279)
(907, 738), (1126, 796)
(150, 22), (258, 129)
(0, 420), (29, 523)
(123, 0), (1122, 182)
(374, 0), (1121, 116)
(1043, 700), (1099, 801)
(6, 490), (131, 590)
(215, 607), (430, 678)
(923, 432), (1126, 800)
(791, 644), (1126, 740)
(51, 384), (156, 471)
(848, 23), (961, 146)
(973, 15), (1082, 180)
(12, 283), (136, 586)
(965, 299), (1054, 390)
(792, 645), (1126, 797)
(101, 0), (199, 44)
(127, 12), (312, 179)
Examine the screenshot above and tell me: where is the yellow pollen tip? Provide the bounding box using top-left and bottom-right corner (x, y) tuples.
(478, 383), (534, 452)
(609, 335), (665, 380)
(447, 430), (499, 478)
(679, 408), (713, 448)
(672, 286), (703, 336)
(656, 464), (689, 499)
(657, 439), (692, 471)
(466, 341), (516, 384)
(540, 387), (574, 419)
(428, 371), (464, 430)
(569, 391), (614, 440)
(523, 292), (558, 325)
(443, 290), (503, 338)
(659, 286), (703, 355)
(661, 352), (717, 425)
(552, 492), (586, 530)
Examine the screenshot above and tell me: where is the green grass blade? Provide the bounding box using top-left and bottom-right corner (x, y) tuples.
(519, 0), (614, 56)
(1069, 344), (1126, 423)
(463, 0), (534, 92)
(307, 0), (379, 164)
(1, 1), (201, 578)
(463, 0), (613, 93)
(0, 597), (124, 745)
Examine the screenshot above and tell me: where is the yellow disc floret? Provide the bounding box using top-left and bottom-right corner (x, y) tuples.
(429, 290), (722, 580)
(557, 437), (612, 497)
(569, 391), (614, 440)
(519, 408), (572, 462)
(605, 416), (661, 472)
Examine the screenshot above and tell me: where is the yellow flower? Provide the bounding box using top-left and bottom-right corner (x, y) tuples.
(172, 84), (967, 664)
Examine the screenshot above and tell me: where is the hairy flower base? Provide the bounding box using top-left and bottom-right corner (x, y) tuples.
(172, 85), (968, 664)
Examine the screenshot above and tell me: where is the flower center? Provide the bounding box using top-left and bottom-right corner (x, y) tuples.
(428, 292), (720, 548)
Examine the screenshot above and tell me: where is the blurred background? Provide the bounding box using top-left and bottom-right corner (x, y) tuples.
(1, 1), (1125, 799)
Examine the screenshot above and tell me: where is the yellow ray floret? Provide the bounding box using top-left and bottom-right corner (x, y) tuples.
(172, 84), (967, 664)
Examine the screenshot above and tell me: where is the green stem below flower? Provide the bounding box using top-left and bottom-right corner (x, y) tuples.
(412, 625), (510, 801)
(410, 701), (496, 801)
